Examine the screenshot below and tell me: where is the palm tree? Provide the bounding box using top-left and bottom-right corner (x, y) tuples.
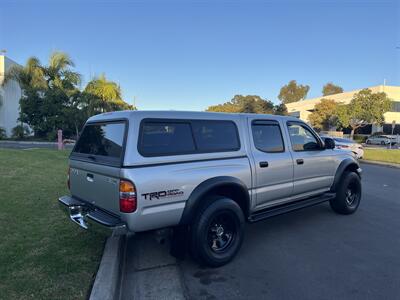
(45, 51), (81, 92)
(83, 74), (134, 116)
(4, 57), (46, 90)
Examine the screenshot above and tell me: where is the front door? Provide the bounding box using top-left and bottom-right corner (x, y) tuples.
(248, 118), (294, 208)
(286, 121), (335, 197)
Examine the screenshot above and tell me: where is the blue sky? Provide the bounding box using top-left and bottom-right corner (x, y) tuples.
(1, 0), (399, 110)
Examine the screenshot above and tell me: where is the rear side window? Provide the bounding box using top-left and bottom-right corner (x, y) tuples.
(252, 121), (284, 153)
(138, 119), (240, 157)
(192, 120), (240, 152)
(73, 122), (126, 164)
(139, 122), (196, 156)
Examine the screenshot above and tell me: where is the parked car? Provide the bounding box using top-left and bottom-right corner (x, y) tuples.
(59, 111), (362, 267)
(366, 135), (396, 145)
(321, 136), (364, 159)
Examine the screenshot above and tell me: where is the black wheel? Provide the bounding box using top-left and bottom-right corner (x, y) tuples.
(366, 140), (371, 144)
(330, 171), (361, 215)
(190, 197), (244, 267)
(381, 141), (385, 145)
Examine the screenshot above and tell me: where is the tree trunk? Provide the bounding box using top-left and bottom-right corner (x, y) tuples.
(350, 128), (355, 140)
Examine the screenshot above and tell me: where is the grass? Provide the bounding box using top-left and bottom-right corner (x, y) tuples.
(363, 148), (400, 164)
(0, 149), (105, 300)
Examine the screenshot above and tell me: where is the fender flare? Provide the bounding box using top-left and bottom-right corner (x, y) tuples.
(179, 176), (250, 225)
(331, 158), (362, 192)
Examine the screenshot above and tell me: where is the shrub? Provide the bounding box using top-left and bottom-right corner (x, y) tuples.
(0, 127), (6, 139)
(12, 125), (31, 140)
(353, 135), (367, 143)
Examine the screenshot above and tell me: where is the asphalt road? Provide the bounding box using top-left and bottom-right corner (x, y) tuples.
(179, 164), (400, 300)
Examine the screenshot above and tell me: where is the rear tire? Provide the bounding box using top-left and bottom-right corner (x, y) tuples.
(330, 171), (361, 215)
(190, 197), (244, 267)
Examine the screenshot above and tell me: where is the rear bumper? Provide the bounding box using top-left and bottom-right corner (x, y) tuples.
(58, 195), (127, 235)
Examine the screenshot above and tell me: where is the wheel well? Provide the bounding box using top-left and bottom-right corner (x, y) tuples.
(202, 184), (249, 217)
(344, 163), (359, 175)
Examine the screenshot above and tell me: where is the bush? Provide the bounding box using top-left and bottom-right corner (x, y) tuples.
(353, 135), (367, 143)
(11, 125), (31, 140)
(0, 127), (6, 139)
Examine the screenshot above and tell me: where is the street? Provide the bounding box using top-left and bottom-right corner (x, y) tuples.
(180, 163), (400, 299)
(0, 141), (74, 150)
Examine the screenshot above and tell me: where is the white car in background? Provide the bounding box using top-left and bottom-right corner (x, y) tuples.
(366, 135), (395, 145)
(321, 136), (364, 159)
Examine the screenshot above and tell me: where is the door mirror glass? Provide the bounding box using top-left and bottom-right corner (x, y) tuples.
(324, 137), (335, 149)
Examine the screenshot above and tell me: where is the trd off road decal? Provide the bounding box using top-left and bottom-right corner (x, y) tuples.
(141, 189), (184, 200)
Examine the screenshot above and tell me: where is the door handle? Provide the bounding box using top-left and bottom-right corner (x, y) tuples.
(296, 159), (304, 165)
(86, 173), (94, 182)
(259, 161), (269, 168)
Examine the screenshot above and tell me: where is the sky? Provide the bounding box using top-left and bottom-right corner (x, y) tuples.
(1, 0), (399, 110)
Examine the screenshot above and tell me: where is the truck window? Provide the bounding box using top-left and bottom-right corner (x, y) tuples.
(139, 119), (240, 156)
(252, 121), (284, 153)
(73, 121), (126, 164)
(139, 122), (196, 156)
(287, 123), (320, 151)
(192, 120), (240, 152)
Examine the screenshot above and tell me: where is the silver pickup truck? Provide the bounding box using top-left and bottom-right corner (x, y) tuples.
(59, 111), (362, 267)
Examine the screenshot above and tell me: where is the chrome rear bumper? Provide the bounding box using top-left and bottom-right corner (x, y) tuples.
(58, 196), (127, 235)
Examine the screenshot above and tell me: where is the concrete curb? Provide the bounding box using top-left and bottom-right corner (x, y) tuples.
(360, 160), (400, 169)
(89, 234), (126, 300)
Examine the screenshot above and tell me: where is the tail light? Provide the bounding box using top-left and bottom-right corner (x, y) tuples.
(337, 145), (349, 149)
(67, 167), (71, 190)
(119, 180), (137, 213)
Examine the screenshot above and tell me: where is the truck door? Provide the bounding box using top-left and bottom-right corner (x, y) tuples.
(248, 117), (294, 208)
(285, 121), (335, 196)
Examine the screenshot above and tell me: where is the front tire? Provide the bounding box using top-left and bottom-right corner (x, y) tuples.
(190, 197), (244, 267)
(330, 171), (362, 215)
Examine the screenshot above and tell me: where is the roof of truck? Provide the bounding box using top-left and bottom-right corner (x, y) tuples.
(87, 110), (301, 123)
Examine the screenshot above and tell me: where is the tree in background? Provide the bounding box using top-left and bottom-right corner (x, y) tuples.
(278, 80), (310, 104)
(82, 74), (135, 117)
(308, 99), (338, 131)
(322, 82), (343, 96)
(7, 52), (134, 139)
(336, 89), (391, 138)
(206, 95), (276, 114)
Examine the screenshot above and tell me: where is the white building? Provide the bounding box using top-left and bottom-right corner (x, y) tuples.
(0, 55), (22, 137)
(285, 85), (400, 134)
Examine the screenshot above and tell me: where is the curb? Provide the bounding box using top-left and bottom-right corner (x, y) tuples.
(360, 160), (400, 169)
(89, 234), (126, 300)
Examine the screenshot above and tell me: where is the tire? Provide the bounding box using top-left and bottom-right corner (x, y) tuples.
(330, 171), (362, 215)
(366, 140), (371, 145)
(190, 197), (245, 267)
(381, 141), (385, 145)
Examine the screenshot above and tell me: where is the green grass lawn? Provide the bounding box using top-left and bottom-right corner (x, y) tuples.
(363, 148), (400, 164)
(0, 149), (105, 300)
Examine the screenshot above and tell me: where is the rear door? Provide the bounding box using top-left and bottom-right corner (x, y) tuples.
(248, 117), (294, 208)
(69, 121), (127, 214)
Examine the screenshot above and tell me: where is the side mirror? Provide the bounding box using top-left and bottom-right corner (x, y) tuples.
(324, 138), (335, 150)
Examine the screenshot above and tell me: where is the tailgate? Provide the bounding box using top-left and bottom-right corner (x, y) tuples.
(69, 120), (127, 215)
(69, 160), (121, 215)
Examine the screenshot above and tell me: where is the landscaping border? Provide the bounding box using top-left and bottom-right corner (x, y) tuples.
(89, 234), (126, 300)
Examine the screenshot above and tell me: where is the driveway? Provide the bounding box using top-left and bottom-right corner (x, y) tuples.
(120, 164), (400, 299)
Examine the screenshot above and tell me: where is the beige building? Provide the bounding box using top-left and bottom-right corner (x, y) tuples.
(0, 55), (22, 137)
(286, 85), (400, 133)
